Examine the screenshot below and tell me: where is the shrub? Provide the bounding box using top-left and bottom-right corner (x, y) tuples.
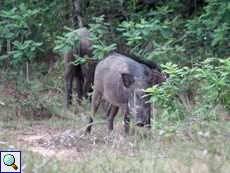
(143, 57), (230, 134)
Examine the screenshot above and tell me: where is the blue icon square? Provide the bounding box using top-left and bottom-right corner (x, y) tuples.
(0, 151), (21, 173)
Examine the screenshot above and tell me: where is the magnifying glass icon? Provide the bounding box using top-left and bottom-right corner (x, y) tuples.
(3, 154), (18, 170)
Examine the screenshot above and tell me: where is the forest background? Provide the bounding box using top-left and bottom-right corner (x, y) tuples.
(0, 0), (230, 172)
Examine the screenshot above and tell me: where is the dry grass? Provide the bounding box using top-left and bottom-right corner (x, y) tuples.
(1, 88), (230, 172)
(0, 109), (230, 173)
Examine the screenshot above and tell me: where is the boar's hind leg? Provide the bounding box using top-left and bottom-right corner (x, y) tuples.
(82, 76), (91, 99)
(75, 64), (84, 105)
(108, 105), (119, 131)
(75, 75), (83, 105)
(85, 92), (103, 133)
(85, 116), (94, 134)
(82, 65), (94, 99)
(66, 75), (73, 109)
(102, 101), (110, 119)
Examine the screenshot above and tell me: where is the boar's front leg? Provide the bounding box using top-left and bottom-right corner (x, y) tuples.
(66, 75), (73, 109)
(145, 108), (151, 130)
(108, 105), (119, 131)
(122, 105), (130, 135)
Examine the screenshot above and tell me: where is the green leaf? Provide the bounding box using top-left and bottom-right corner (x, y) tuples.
(0, 55), (8, 61)
(53, 44), (65, 51)
(25, 52), (35, 59)
(4, 32), (14, 39)
(22, 40), (33, 49)
(12, 41), (23, 50)
(32, 42), (43, 47)
(12, 51), (23, 59)
(31, 47), (36, 51)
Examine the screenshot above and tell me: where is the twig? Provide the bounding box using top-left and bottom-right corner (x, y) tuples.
(156, 152), (168, 159)
(130, 43), (142, 53)
(211, 10), (221, 28)
(205, 122), (228, 136)
(201, 90), (227, 121)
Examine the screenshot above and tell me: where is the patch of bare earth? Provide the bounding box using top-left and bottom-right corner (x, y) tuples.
(9, 121), (124, 161)
(15, 130), (83, 161)
(24, 133), (84, 160)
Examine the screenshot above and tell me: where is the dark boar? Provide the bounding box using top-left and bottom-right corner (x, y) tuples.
(86, 52), (166, 134)
(64, 29), (97, 109)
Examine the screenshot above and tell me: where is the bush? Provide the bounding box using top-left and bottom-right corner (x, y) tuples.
(143, 57), (230, 134)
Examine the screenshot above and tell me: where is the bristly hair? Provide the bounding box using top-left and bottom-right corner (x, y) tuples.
(113, 51), (158, 69)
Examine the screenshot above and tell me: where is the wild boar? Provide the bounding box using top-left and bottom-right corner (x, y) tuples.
(64, 29), (97, 109)
(86, 52), (166, 134)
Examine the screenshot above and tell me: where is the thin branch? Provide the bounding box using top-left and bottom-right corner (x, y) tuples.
(211, 10), (221, 28)
(194, 0), (197, 16)
(205, 122), (228, 136)
(177, 94), (192, 115)
(201, 89), (226, 121)
(130, 43), (142, 53)
(108, 15), (115, 40)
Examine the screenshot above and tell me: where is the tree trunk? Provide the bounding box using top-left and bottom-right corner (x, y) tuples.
(70, 0), (76, 29)
(74, 0), (84, 28)
(27, 62), (29, 83)
(194, 0), (197, 15)
(7, 40), (10, 53)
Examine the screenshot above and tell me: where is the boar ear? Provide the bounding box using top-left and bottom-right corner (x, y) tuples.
(121, 73), (134, 88)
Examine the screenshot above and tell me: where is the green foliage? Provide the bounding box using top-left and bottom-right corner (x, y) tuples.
(0, 3), (41, 66)
(82, 0), (139, 26)
(8, 40), (42, 66)
(184, 0), (230, 60)
(1, 1), (230, 172)
(92, 41), (117, 60)
(2, 0), (229, 72)
(54, 27), (88, 54)
(143, 58), (230, 131)
(0, 4), (40, 42)
(0, 64), (65, 119)
(88, 15), (110, 38)
(116, 6), (186, 64)
(54, 16), (117, 62)
(89, 15), (117, 60)
(53, 27), (91, 65)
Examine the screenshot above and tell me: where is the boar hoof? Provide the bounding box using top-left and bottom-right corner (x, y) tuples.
(85, 117), (93, 134)
(136, 121), (144, 127)
(146, 126), (151, 130)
